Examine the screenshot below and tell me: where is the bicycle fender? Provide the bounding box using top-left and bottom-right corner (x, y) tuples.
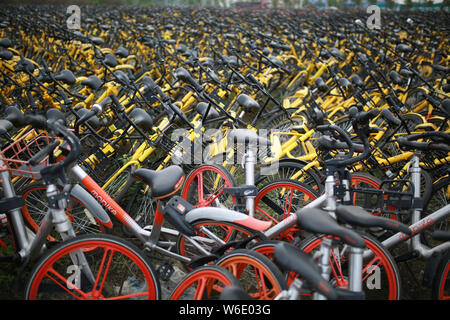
(70, 184), (113, 228)
(184, 207), (271, 231)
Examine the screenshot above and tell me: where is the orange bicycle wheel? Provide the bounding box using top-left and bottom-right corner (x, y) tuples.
(169, 265), (241, 300)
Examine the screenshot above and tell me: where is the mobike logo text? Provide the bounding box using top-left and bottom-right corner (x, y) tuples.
(399, 217), (434, 241)
(91, 190), (118, 216)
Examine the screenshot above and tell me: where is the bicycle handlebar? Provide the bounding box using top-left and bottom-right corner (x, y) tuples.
(316, 107), (379, 167)
(396, 132), (450, 152)
(23, 114), (81, 178)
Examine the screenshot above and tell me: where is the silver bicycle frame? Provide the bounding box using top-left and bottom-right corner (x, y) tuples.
(0, 158), (95, 285)
(379, 153), (450, 259)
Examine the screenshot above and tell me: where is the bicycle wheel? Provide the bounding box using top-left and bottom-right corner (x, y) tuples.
(169, 265), (242, 300)
(25, 234), (160, 300)
(432, 249), (450, 300)
(348, 172), (396, 219)
(261, 108), (297, 130)
(422, 177), (450, 246)
(20, 182), (104, 239)
(299, 233), (402, 300)
(215, 249), (288, 300)
(176, 220), (259, 265)
(254, 179), (318, 241)
(181, 164), (236, 209)
(255, 160), (323, 194)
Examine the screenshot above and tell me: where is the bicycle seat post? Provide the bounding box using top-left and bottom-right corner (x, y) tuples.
(244, 143), (256, 217)
(323, 170), (337, 219)
(409, 152), (428, 255)
(0, 164), (30, 252)
(349, 240), (364, 293)
(313, 237), (333, 300)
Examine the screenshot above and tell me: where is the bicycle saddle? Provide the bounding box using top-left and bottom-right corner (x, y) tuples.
(81, 75), (102, 91)
(338, 77), (352, 88)
(268, 41), (290, 51)
(236, 94), (259, 110)
(4, 105), (24, 127)
(0, 50), (13, 60)
(115, 46), (129, 58)
(76, 108), (101, 129)
(396, 44), (412, 53)
(176, 44), (188, 54)
(389, 70), (403, 85)
(267, 56), (283, 68)
(90, 37), (103, 45)
(227, 129), (271, 147)
(221, 55), (239, 68)
(132, 166), (185, 199)
(273, 242), (338, 300)
(196, 102), (219, 120)
(0, 119), (13, 135)
(329, 47), (344, 61)
(335, 205), (411, 236)
(128, 107), (153, 131)
(175, 67), (201, 89)
(441, 99), (450, 116)
(0, 38), (11, 48)
(201, 57), (215, 69)
(103, 53), (118, 68)
(350, 74), (365, 88)
(113, 70), (130, 86)
(315, 77), (329, 92)
(55, 70), (76, 85)
(295, 208), (366, 248)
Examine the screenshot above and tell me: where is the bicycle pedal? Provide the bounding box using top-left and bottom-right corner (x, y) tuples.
(157, 261), (175, 282)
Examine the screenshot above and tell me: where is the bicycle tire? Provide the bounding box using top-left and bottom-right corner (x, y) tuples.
(298, 233), (402, 300)
(261, 108), (297, 130)
(421, 176), (450, 247)
(176, 220), (260, 267)
(432, 249), (450, 300)
(255, 159), (324, 195)
(169, 265), (242, 300)
(215, 248), (288, 300)
(25, 233), (161, 300)
(254, 179), (318, 241)
(19, 182), (104, 239)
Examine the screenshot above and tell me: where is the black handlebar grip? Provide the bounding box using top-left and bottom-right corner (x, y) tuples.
(27, 91), (38, 110)
(109, 94), (125, 112)
(443, 83), (450, 93)
(40, 122), (81, 177)
(356, 109), (380, 124)
(389, 70), (403, 85)
(397, 132), (450, 152)
(381, 108), (401, 126)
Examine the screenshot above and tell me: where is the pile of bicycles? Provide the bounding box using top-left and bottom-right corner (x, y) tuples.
(0, 5), (448, 300)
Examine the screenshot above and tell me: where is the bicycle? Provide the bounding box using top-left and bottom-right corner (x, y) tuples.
(0, 114), (161, 300)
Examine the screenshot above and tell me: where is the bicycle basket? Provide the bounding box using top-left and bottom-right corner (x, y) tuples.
(0, 129), (59, 180)
(349, 179), (415, 216)
(419, 149), (450, 180)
